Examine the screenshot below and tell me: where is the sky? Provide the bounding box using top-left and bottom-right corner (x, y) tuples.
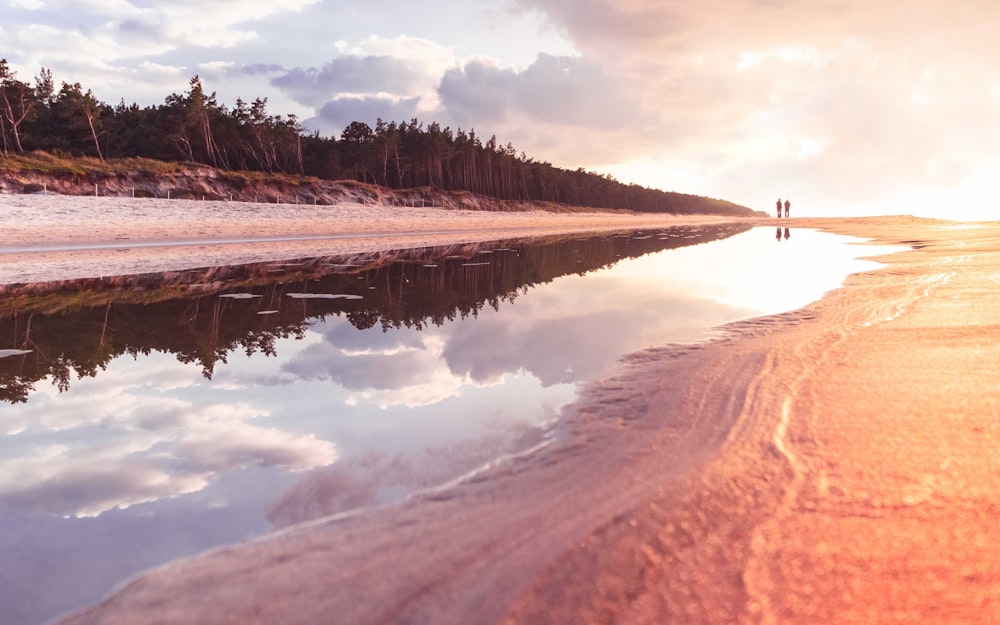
(3, 0), (999, 219)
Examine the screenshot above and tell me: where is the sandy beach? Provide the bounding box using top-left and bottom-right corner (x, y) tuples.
(8, 202), (999, 623)
(0, 195), (739, 285)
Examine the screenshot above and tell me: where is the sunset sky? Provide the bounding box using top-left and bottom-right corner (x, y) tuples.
(3, 0), (998, 219)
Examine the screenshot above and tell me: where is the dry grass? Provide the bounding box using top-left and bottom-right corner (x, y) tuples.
(0, 151), (191, 176)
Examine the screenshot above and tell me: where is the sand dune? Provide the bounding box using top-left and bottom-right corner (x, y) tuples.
(26, 209), (1000, 624)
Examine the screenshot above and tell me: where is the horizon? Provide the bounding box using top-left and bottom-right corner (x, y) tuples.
(4, 0), (999, 220)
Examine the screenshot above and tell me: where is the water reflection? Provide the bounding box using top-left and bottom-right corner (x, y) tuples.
(0, 224), (897, 625)
(0, 224), (747, 403)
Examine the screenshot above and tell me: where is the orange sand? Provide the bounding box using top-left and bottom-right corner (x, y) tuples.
(46, 213), (1000, 624)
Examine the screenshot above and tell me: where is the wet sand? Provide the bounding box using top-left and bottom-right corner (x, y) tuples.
(29, 210), (1000, 623)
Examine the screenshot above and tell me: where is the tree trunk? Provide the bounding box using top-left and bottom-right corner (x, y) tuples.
(84, 107), (104, 161)
(0, 89), (28, 153)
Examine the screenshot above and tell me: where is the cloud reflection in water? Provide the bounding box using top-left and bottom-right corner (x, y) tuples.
(0, 358), (337, 517)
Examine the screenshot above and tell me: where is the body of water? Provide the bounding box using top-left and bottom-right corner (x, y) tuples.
(0, 224), (895, 624)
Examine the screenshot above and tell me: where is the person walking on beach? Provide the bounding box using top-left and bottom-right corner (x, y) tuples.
(784, 199), (790, 218)
(776, 198), (782, 219)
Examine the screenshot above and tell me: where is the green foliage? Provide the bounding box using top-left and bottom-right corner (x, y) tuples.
(0, 63), (754, 216)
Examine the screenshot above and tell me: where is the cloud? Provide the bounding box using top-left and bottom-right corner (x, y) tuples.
(273, 56), (429, 108)
(268, 35), (455, 131)
(437, 58), (516, 125)
(307, 95), (422, 135)
(4, 0), (323, 106)
(8, 0), (322, 62)
(507, 0), (1000, 214)
(435, 53), (658, 166)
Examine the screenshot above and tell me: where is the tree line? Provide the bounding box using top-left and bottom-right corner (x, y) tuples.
(0, 60), (750, 215)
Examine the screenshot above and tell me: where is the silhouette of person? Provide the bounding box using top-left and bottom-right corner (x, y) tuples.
(776, 226), (783, 241)
(784, 227), (790, 240)
(784, 199), (790, 218)
(776, 198), (782, 219)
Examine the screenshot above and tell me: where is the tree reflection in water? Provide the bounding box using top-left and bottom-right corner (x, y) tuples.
(0, 224), (750, 404)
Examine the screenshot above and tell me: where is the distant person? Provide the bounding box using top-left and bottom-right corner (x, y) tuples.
(776, 226), (782, 241)
(784, 199), (790, 218)
(776, 198), (782, 219)
(784, 227), (790, 240)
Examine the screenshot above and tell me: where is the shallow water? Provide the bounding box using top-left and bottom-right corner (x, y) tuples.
(0, 225), (895, 625)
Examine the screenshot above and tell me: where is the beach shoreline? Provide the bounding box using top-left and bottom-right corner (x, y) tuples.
(9, 203), (998, 623)
(0, 195), (746, 285)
